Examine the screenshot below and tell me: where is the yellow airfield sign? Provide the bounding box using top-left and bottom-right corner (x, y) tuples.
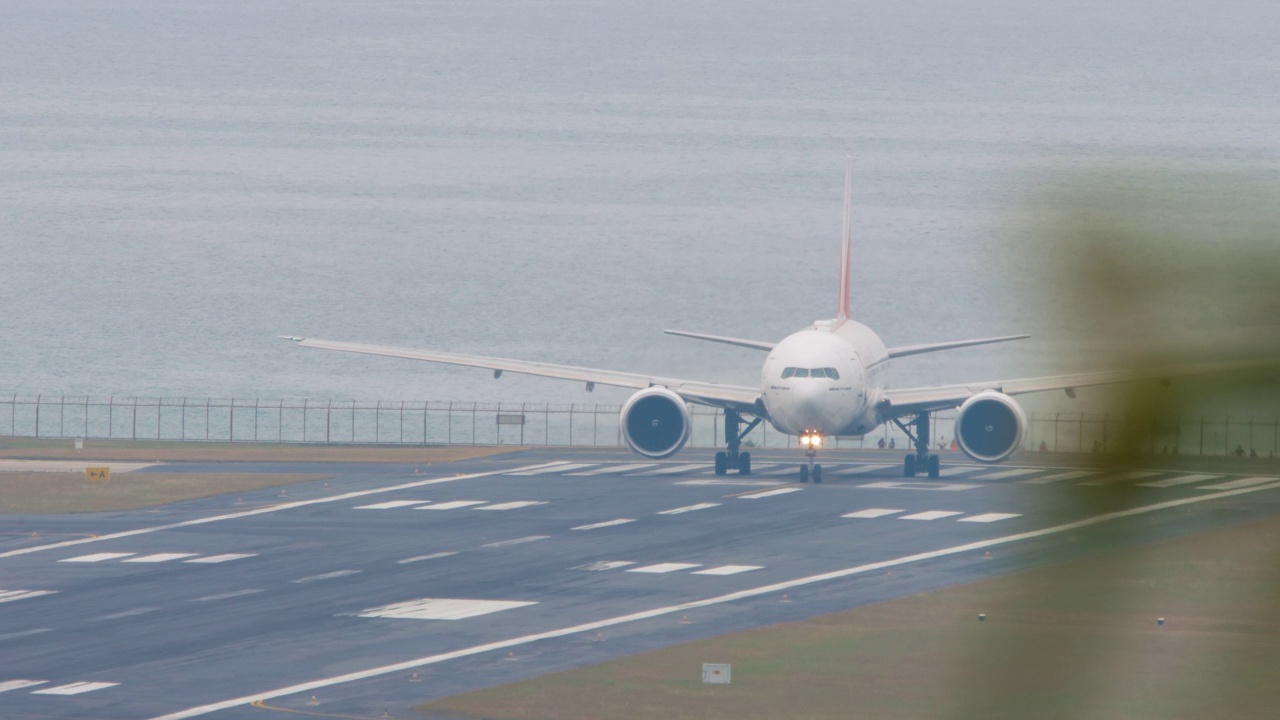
(86, 467), (110, 482)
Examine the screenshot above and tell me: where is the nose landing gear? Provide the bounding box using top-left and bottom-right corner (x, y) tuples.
(798, 432), (823, 484)
(714, 409), (762, 476)
(893, 413), (940, 478)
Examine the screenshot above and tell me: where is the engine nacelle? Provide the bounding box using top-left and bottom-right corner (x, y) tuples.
(953, 390), (1026, 463)
(619, 387), (691, 459)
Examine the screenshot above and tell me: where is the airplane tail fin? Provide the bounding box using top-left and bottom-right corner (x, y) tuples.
(837, 157), (853, 323)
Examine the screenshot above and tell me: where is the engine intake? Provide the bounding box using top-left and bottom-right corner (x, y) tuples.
(953, 390), (1026, 463)
(620, 387), (691, 459)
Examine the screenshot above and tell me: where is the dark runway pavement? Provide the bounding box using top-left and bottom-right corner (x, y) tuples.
(2, 449), (1279, 719)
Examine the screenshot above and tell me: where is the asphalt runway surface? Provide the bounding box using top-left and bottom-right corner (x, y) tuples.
(3, 448), (1279, 719)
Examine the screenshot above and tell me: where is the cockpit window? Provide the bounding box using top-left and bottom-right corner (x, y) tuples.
(781, 367), (795, 379)
(792, 368), (810, 378)
(782, 367), (839, 379)
(823, 367), (840, 379)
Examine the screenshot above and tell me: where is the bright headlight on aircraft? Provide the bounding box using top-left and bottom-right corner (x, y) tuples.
(800, 435), (811, 446)
(810, 434), (822, 447)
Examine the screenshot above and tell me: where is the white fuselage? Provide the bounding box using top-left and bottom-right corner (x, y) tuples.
(760, 319), (889, 437)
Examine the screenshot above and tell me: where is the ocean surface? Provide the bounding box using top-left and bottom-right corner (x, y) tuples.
(2, 0), (1278, 414)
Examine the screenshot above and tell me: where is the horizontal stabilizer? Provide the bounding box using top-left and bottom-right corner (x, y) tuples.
(886, 334), (1030, 359)
(663, 330), (775, 352)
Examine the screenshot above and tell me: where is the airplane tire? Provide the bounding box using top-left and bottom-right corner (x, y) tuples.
(799, 464), (809, 483)
(927, 454), (940, 478)
(903, 454), (916, 477)
(714, 452), (728, 476)
(813, 465), (822, 484)
(739, 452), (752, 475)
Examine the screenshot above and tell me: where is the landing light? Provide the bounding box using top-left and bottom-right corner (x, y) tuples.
(800, 433), (823, 447)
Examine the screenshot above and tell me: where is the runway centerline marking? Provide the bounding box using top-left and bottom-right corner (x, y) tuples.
(60, 552), (136, 563)
(184, 553), (256, 564)
(834, 464), (895, 475)
(1198, 476), (1277, 490)
(841, 508), (905, 519)
(146, 478), (1280, 720)
(1139, 474), (1220, 488)
(657, 503), (720, 515)
(571, 519), (636, 531)
(507, 462), (593, 475)
(123, 553), (199, 563)
(958, 513), (1022, 523)
(476, 501), (547, 511)
(900, 510), (964, 521)
(415, 500), (487, 510)
(482, 536), (549, 548)
(692, 565), (763, 576)
(292, 570), (361, 583)
(398, 552), (458, 564)
(573, 561), (635, 571)
(738, 488), (803, 499)
(32, 681), (119, 695)
(858, 481), (978, 492)
(0, 679), (48, 693)
(627, 563), (702, 574)
(0, 590), (58, 603)
(354, 500), (431, 510)
(357, 598), (537, 621)
(970, 467), (1040, 480)
(192, 589), (262, 602)
(0, 462), (563, 560)
(568, 463), (658, 475)
(1020, 470), (1096, 484)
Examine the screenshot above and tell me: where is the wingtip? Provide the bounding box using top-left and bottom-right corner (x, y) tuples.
(279, 335), (305, 342)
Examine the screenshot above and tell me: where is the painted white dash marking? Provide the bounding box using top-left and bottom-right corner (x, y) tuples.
(657, 503), (720, 515)
(398, 552), (458, 564)
(476, 501), (547, 511)
(482, 535), (549, 548)
(192, 589), (262, 602)
(354, 500), (431, 510)
(123, 553), (198, 563)
(835, 464), (895, 475)
(571, 519), (636, 531)
(568, 463), (658, 476)
(841, 508), (905, 519)
(572, 560), (635, 571)
(648, 463), (714, 475)
(60, 552), (135, 563)
(899, 510), (964, 521)
(858, 481), (978, 492)
(970, 467), (1041, 480)
(0, 590), (58, 603)
(292, 570), (360, 583)
(32, 681), (119, 695)
(937, 465), (984, 477)
(358, 598), (536, 621)
(507, 463), (593, 476)
(100, 607), (159, 619)
(1198, 476), (1278, 491)
(739, 487), (803, 499)
(184, 553), (257, 564)
(692, 565), (763, 576)
(1079, 470), (1160, 486)
(1020, 470), (1097, 484)
(1138, 474), (1221, 488)
(0, 680), (48, 693)
(414, 500), (488, 510)
(958, 513), (1022, 523)
(626, 563), (702, 574)
(675, 479), (782, 487)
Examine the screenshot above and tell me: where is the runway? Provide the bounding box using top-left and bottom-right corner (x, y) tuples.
(2, 449), (1279, 719)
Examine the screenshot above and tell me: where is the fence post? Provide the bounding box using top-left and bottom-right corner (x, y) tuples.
(155, 398), (161, 439)
(447, 402), (453, 444)
(375, 400), (381, 443)
(545, 405), (549, 445)
(1101, 413), (1107, 453)
(326, 400), (332, 444)
(399, 401), (404, 444)
(205, 398), (210, 441)
(35, 395), (41, 438)
(1054, 412), (1059, 452)
(254, 398), (259, 442)
(132, 397), (138, 440)
(60, 396), (65, 438)
(520, 403), (526, 445)
(84, 396), (89, 439)
(351, 402), (355, 443)
(421, 402), (426, 446)
(181, 397), (187, 440)
(569, 405), (574, 445)
(1225, 416), (1230, 455)
(302, 399), (309, 442)
(229, 398), (235, 442)
(1199, 415), (1204, 456)
(471, 404), (476, 444)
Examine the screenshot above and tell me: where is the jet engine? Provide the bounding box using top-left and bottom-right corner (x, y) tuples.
(619, 387), (691, 459)
(953, 390), (1026, 463)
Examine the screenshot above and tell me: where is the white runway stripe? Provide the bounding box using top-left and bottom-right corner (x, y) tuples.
(32, 681), (119, 695)
(937, 465), (983, 477)
(123, 553), (198, 563)
(571, 519), (636, 531)
(1138, 474), (1221, 488)
(0, 590), (57, 603)
(627, 563), (702, 574)
(675, 479), (782, 487)
(1020, 470), (1097, 484)
(397, 552), (458, 564)
(959, 513), (1022, 523)
(657, 503), (720, 515)
(414, 500), (487, 510)
(970, 467), (1040, 480)
(292, 570), (360, 583)
(841, 508), (905, 519)
(185, 553), (256, 564)
(568, 463), (658, 475)
(858, 481), (978, 491)
(507, 463), (593, 475)
(1198, 476), (1278, 491)
(738, 487), (803, 499)
(354, 500), (431, 510)
(192, 589), (262, 602)
(900, 510), (964, 521)
(692, 565), (762, 576)
(358, 598), (536, 621)
(60, 552), (135, 563)
(482, 535), (549, 548)
(647, 463), (713, 475)
(476, 501), (547, 511)
(0, 680), (48, 693)
(573, 561), (635, 571)
(835, 464), (895, 475)
(1079, 470), (1159, 486)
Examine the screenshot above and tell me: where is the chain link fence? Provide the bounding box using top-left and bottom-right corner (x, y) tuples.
(1, 395), (1276, 457)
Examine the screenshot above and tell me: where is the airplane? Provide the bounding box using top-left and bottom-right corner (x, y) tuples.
(282, 160), (1237, 483)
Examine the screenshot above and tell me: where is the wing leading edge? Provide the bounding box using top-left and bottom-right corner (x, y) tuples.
(281, 336), (762, 414)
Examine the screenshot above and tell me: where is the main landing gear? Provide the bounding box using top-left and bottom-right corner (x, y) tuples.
(714, 409), (762, 476)
(798, 433), (822, 484)
(893, 413), (940, 479)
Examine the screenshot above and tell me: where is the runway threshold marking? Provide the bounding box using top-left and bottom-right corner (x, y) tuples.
(476, 501), (547, 510)
(958, 513), (1022, 523)
(60, 552), (136, 563)
(506, 462), (594, 475)
(657, 502), (720, 515)
(899, 510), (964, 521)
(1199, 476), (1277, 491)
(357, 598), (537, 621)
(1138, 474), (1220, 488)
(482, 536), (549, 548)
(147, 478), (1280, 720)
(571, 519), (636, 531)
(970, 467), (1040, 480)
(1020, 470), (1097, 484)
(0, 590), (58, 603)
(0, 679), (48, 692)
(842, 508), (905, 519)
(398, 552), (458, 564)
(647, 463), (713, 475)
(834, 464), (895, 475)
(185, 554), (256, 564)
(0, 462), (562, 560)
(32, 681), (119, 695)
(123, 553), (198, 563)
(292, 570), (361, 583)
(568, 463), (658, 475)
(627, 563), (702, 573)
(738, 487), (803, 499)
(692, 565), (762, 575)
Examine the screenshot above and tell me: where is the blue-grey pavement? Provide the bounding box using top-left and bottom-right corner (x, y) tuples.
(2, 449), (1278, 719)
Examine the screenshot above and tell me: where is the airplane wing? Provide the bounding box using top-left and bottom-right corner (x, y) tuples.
(886, 334), (1029, 359)
(280, 336), (763, 414)
(877, 360), (1264, 418)
(663, 329), (776, 351)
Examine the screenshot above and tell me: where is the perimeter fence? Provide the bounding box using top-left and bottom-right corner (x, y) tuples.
(0, 395), (1276, 458)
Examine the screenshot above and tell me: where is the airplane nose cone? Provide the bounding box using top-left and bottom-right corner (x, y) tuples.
(792, 382), (828, 428)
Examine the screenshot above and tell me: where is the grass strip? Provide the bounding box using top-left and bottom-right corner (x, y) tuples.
(0, 472), (330, 514)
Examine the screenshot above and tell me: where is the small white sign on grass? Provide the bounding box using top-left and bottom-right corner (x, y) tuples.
(702, 663), (731, 684)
